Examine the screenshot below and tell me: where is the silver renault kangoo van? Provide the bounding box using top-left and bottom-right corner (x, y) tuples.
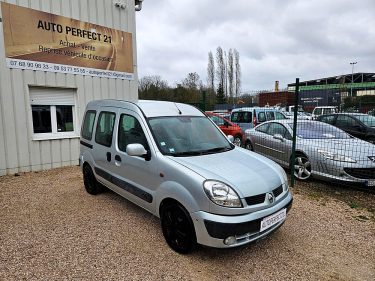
(80, 100), (293, 253)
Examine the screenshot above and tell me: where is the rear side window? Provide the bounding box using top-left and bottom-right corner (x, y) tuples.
(258, 112), (266, 123)
(231, 112), (252, 123)
(81, 110), (96, 140)
(255, 123), (269, 133)
(275, 112), (287, 120)
(95, 111), (116, 147)
(319, 115), (335, 124)
(210, 115), (224, 126)
(266, 111), (275, 120)
(336, 115), (356, 127)
(314, 108), (322, 115)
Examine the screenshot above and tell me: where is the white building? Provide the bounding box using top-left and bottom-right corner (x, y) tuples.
(0, 0), (143, 175)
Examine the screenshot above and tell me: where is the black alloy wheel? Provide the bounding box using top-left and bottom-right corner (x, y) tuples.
(160, 203), (196, 254)
(83, 165), (101, 195)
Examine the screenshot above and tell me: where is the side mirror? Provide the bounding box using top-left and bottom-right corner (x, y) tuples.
(273, 134), (284, 141)
(224, 121), (229, 127)
(227, 135), (234, 143)
(126, 143), (150, 160)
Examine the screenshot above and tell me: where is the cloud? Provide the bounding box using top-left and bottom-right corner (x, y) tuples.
(136, 0), (375, 91)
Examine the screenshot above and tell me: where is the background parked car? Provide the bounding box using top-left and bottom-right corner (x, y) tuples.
(244, 120), (375, 186)
(283, 111), (312, 120)
(367, 109), (375, 116)
(316, 113), (375, 144)
(230, 107), (287, 131)
(206, 112), (244, 146)
(311, 106), (337, 120)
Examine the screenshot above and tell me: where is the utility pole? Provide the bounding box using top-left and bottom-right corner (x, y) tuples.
(350, 62), (357, 97)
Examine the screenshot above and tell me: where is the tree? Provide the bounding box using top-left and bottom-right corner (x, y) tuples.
(207, 51), (215, 93)
(227, 49), (234, 103)
(215, 47), (225, 97)
(234, 49), (241, 99)
(138, 75), (169, 100)
(216, 83), (226, 104)
(182, 72), (201, 90)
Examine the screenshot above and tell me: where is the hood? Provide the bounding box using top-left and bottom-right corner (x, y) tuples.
(300, 138), (375, 161)
(169, 148), (285, 198)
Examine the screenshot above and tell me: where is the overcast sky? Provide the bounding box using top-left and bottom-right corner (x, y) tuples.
(135, 0), (375, 93)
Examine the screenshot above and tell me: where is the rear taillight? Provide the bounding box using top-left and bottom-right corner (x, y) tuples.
(253, 116), (257, 127)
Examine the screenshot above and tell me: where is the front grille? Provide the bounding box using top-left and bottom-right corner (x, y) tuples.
(273, 185), (283, 198)
(245, 194), (266, 206)
(344, 168), (375, 179)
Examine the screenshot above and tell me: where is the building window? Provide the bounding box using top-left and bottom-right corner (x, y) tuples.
(32, 105), (52, 133)
(29, 87), (78, 140)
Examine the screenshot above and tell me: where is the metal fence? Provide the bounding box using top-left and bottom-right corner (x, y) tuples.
(241, 79), (375, 191)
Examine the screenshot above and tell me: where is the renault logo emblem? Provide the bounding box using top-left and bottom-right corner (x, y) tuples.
(368, 156), (375, 163)
(267, 193), (275, 204)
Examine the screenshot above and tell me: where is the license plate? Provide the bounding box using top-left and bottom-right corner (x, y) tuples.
(260, 208), (286, 232)
(366, 180), (375, 187)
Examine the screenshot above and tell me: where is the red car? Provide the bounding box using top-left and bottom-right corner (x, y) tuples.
(206, 112), (244, 146)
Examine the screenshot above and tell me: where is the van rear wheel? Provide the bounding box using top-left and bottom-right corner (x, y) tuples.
(160, 203), (196, 254)
(83, 164), (102, 195)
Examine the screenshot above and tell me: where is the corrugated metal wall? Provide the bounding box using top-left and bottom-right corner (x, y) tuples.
(0, 0), (138, 175)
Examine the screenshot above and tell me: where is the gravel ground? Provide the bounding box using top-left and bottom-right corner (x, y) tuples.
(0, 166), (374, 281)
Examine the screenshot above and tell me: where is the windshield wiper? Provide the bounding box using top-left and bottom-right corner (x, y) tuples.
(171, 151), (203, 157)
(171, 147), (232, 157)
(201, 146), (232, 154)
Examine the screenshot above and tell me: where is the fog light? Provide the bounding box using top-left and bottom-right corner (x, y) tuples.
(224, 236), (237, 245)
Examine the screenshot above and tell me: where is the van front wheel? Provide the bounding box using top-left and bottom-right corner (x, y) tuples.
(160, 203), (196, 254)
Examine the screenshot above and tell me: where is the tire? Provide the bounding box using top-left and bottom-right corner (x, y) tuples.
(83, 164), (102, 195)
(160, 203), (196, 254)
(233, 135), (242, 147)
(245, 140), (254, 151)
(293, 154), (311, 181)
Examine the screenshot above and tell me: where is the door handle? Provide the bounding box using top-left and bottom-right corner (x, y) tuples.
(106, 152), (111, 162)
(115, 155), (122, 162)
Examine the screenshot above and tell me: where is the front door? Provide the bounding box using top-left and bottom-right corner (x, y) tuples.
(111, 110), (160, 213)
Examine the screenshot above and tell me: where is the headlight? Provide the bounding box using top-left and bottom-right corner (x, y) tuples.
(203, 180), (242, 208)
(317, 149), (357, 163)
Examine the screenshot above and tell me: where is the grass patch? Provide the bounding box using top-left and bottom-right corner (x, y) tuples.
(348, 201), (361, 209)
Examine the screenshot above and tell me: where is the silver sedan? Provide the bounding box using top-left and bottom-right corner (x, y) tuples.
(245, 120), (375, 187)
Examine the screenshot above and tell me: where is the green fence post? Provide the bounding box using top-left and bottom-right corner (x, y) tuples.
(290, 78), (299, 187)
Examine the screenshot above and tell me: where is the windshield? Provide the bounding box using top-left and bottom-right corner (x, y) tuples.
(288, 122), (351, 139)
(354, 114), (375, 127)
(148, 116), (234, 156)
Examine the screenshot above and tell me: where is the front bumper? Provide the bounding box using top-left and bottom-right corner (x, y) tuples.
(190, 192), (293, 248)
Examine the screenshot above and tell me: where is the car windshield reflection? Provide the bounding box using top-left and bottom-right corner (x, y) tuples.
(149, 116), (234, 156)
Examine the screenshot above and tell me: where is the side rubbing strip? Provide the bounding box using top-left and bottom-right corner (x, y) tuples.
(80, 140), (93, 149)
(94, 167), (153, 203)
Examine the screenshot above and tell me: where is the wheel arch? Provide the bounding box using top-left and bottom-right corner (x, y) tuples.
(155, 181), (203, 218)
